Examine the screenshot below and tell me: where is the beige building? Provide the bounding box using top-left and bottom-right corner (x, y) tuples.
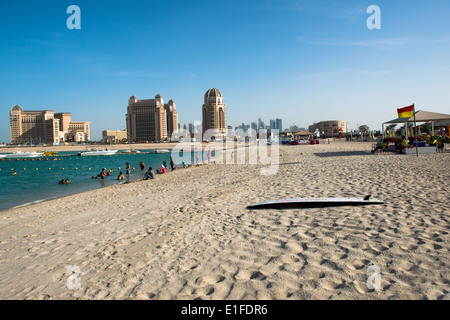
(68, 121), (90, 142)
(53, 113), (90, 142)
(54, 112), (72, 132)
(308, 120), (347, 137)
(102, 129), (127, 143)
(10, 105), (90, 144)
(126, 94), (178, 142)
(202, 88), (226, 138)
(165, 99), (178, 140)
(10, 105), (60, 144)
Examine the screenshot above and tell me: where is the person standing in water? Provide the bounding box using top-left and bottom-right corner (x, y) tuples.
(92, 168), (107, 180)
(125, 162), (131, 181)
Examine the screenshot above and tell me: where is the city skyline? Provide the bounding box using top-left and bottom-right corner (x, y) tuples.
(1, 0), (449, 142)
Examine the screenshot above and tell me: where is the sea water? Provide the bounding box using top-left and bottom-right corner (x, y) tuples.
(0, 149), (203, 212)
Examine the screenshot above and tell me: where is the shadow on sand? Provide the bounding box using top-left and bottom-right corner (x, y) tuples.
(313, 151), (372, 158)
(278, 162), (302, 166)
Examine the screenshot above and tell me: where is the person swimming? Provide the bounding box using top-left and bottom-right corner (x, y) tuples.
(117, 171), (124, 180)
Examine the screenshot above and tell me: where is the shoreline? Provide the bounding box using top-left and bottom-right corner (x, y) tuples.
(0, 142), (221, 153)
(0, 141), (448, 300)
(0, 157), (204, 214)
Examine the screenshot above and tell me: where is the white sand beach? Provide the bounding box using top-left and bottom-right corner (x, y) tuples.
(0, 141), (448, 300)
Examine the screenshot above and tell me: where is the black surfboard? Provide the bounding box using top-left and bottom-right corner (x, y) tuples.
(247, 195), (383, 209)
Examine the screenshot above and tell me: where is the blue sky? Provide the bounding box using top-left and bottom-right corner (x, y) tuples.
(1, 0), (449, 142)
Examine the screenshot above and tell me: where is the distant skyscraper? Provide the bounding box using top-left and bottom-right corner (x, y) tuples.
(126, 94), (178, 142)
(269, 118), (282, 131)
(276, 118), (282, 132)
(202, 88), (226, 137)
(270, 120), (276, 130)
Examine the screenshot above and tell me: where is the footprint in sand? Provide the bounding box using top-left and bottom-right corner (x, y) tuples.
(234, 270), (267, 281)
(347, 259), (370, 271)
(196, 274), (226, 286)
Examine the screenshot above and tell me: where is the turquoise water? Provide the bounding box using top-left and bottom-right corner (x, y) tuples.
(0, 149), (202, 212)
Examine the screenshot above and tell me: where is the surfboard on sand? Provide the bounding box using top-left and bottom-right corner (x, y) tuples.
(247, 195), (383, 209)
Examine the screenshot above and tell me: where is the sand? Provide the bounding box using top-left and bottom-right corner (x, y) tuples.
(0, 141), (448, 300)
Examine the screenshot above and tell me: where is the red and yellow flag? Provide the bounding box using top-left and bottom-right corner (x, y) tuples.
(397, 105), (414, 118)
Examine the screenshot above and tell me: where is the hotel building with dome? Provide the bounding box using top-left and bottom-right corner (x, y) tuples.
(202, 88), (226, 138)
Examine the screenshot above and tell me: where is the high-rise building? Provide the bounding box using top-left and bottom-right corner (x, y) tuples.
(276, 118), (283, 132)
(126, 94), (178, 142)
(10, 106), (59, 144)
(10, 105), (90, 144)
(202, 88), (226, 137)
(164, 99), (178, 140)
(269, 118), (282, 131)
(270, 120), (275, 130)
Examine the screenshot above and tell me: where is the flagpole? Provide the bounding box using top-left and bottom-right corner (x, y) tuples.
(413, 103), (418, 157)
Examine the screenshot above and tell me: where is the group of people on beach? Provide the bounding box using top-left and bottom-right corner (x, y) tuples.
(62, 153), (204, 185)
(89, 157), (179, 183)
(372, 136), (410, 154)
(143, 157), (177, 180)
(372, 135), (447, 154)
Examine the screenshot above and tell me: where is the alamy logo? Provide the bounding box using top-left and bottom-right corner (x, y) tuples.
(366, 265), (381, 290)
(67, 5), (81, 30)
(170, 125), (280, 176)
(367, 5), (381, 30)
(66, 265), (81, 290)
